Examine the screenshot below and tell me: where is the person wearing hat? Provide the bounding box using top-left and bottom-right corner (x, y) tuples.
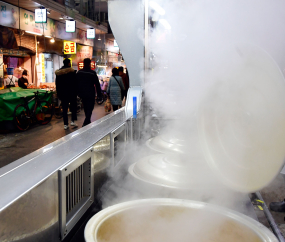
(55, 58), (78, 130)
(18, 70), (29, 89)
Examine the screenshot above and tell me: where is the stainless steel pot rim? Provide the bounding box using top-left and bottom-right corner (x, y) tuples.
(146, 137), (184, 154)
(128, 163), (204, 190)
(84, 198), (277, 242)
(128, 154), (209, 189)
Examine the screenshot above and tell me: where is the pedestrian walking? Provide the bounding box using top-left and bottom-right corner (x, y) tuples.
(107, 68), (125, 111)
(118, 66), (129, 100)
(55, 58), (78, 130)
(77, 58), (102, 126)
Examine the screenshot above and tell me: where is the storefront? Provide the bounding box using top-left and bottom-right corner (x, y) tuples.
(0, 0), (95, 89)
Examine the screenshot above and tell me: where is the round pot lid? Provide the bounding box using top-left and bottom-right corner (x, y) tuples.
(199, 44), (285, 192)
(146, 133), (203, 157)
(85, 198), (277, 242)
(129, 154), (209, 189)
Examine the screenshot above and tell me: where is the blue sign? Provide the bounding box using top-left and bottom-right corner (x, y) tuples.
(133, 96), (137, 119)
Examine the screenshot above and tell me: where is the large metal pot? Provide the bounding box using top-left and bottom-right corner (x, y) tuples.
(85, 198), (277, 242)
(128, 154), (211, 189)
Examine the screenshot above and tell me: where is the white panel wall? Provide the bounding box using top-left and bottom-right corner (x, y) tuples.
(108, 0), (144, 87)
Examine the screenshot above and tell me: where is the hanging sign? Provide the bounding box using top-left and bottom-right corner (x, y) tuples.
(66, 20), (76, 33)
(40, 54), (46, 82)
(77, 61), (95, 70)
(87, 28), (95, 39)
(35, 9), (47, 23)
(64, 41), (76, 54)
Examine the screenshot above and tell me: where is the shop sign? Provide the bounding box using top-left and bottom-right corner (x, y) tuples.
(20, 9), (56, 37)
(0, 1), (19, 29)
(66, 20), (76, 33)
(40, 54), (45, 82)
(55, 21), (94, 47)
(87, 29), (95, 39)
(0, 48), (30, 57)
(64, 41), (76, 54)
(77, 61), (95, 70)
(35, 9), (47, 23)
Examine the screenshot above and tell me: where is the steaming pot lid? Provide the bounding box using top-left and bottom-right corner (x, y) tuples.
(199, 45), (285, 192)
(146, 133), (203, 157)
(129, 154), (210, 189)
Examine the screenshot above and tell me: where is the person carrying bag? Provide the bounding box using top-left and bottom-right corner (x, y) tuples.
(107, 68), (125, 111)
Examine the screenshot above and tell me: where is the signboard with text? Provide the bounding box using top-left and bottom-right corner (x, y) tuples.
(0, 1), (19, 28)
(20, 8), (55, 36)
(35, 9), (47, 23)
(87, 29), (95, 39)
(0, 1), (93, 47)
(40, 53), (45, 82)
(78, 61), (95, 70)
(64, 41), (76, 54)
(66, 20), (76, 33)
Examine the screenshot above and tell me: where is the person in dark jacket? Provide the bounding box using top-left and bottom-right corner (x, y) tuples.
(55, 58), (78, 130)
(118, 66), (129, 100)
(18, 70), (29, 89)
(77, 58), (102, 127)
(107, 68), (125, 111)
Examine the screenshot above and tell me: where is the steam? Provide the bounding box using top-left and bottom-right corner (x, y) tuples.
(94, 0), (285, 240)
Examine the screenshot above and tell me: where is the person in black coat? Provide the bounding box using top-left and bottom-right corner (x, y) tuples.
(76, 58), (102, 127)
(18, 70), (29, 89)
(55, 58), (78, 130)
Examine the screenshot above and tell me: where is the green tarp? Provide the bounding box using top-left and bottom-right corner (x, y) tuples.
(0, 88), (53, 122)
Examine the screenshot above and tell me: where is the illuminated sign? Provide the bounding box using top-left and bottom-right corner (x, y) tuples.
(91, 61), (96, 70)
(66, 20), (76, 33)
(64, 41), (76, 54)
(35, 9), (47, 23)
(87, 28), (95, 39)
(78, 61), (96, 70)
(78, 62), (84, 70)
(39, 53), (45, 82)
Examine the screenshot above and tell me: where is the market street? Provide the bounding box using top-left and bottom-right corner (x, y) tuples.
(0, 104), (106, 169)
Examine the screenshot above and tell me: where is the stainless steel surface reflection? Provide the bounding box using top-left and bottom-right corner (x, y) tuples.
(129, 154), (210, 189)
(0, 173), (59, 242)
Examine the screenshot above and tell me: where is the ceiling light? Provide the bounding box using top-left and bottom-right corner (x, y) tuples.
(47, 10), (51, 14)
(59, 15), (64, 19)
(149, 1), (165, 15)
(98, 37), (101, 40)
(25, 31), (43, 36)
(50, 38), (55, 43)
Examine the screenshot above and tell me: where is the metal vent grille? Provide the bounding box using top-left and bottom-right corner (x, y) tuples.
(59, 150), (94, 240)
(66, 164), (84, 214)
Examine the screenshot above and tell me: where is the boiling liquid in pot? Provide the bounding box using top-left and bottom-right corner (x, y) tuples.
(97, 206), (262, 242)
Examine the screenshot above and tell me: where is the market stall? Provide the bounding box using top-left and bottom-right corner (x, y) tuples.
(0, 87), (53, 130)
